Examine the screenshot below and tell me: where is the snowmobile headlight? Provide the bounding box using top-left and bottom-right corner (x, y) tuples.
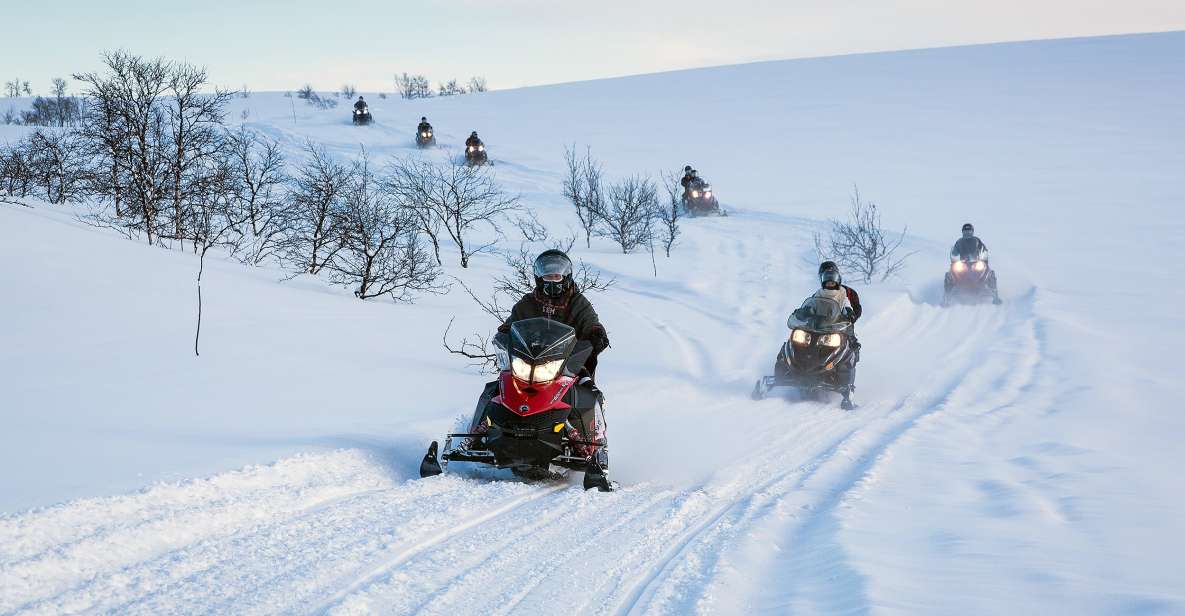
(704, 191), (712, 198)
(790, 329), (811, 345)
(531, 359), (564, 383)
(511, 356), (534, 381)
(952, 261), (967, 273)
(467, 146), (475, 152)
(819, 333), (843, 348)
(973, 260), (987, 272)
(478, 144), (485, 151)
(691, 190), (700, 198)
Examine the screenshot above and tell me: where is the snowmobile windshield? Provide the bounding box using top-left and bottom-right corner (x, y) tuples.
(509, 318), (576, 363)
(952, 237), (986, 261)
(789, 296), (846, 331)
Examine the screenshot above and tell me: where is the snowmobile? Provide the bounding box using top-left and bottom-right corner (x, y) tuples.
(682, 178), (723, 216)
(752, 295), (859, 409)
(943, 250), (999, 305)
(464, 141), (488, 165)
(416, 126), (436, 147)
(419, 317), (613, 491)
(352, 105), (372, 126)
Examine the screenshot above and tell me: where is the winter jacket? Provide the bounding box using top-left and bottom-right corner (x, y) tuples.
(499, 287), (609, 375)
(842, 285), (862, 321)
(418, 121), (432, 132)
(466, 135), (482, 147)
(952, 237), (988, 260)
(354, 100), (367, 111)
(680, 174), (695, 189)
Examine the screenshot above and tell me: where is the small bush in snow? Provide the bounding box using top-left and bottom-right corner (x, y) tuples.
(814, 186), (913, 283)
(599, 175), (658, 254)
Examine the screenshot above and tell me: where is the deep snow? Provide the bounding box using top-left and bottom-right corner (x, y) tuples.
(2, 31), (1183, 614)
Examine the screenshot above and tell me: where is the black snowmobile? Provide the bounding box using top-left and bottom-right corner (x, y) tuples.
(752, 295), (859, 409)
(419, 318), (613, 491)
(682, 178), (723, 216)
(465, 141), (488, 165)
(416, 125), (436, 147)
(943, 249), (999, 305)
(352, 105), (373, 126)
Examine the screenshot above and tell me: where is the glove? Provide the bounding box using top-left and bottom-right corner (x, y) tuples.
(842, 307), (855, 321)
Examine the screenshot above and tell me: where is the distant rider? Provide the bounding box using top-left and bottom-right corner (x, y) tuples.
(418, 116), (432, 133)
(680, 165), (695, 189)
(947, 223), (1001, 304)
(466, 131), (483, 148)
(353, 96), (367, 112)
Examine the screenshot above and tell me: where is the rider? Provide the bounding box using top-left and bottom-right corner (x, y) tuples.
(947, 223), (1001, 304)
(353, 96), (367, 112)
(417, 116), (432, 133)
(680, 165), (695, 189)
(465, 131), (482, 148)
(819, 261), (861, 321)
(499, 249), (610, 378)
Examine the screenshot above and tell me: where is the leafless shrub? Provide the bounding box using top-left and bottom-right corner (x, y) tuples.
(322, 152), (443, 300)
(283, 143), (349, 274)
(813, 186), (913, 283)
(296, 84), (336, 109)
(0, 139), (33, 198)
(657, 170), (683, 257)
(437, 79), (465, 97)
(599, 175), (657, 254)
(4, 78), (31, 97)
(467, 76), (488, 93)
(340, 84), (357, 99)
(394, 72), (433, 100)
(386, 157), (519, 268)
(562, 145), (605, 248)
(23, 130), (90, 204)
(223, 126), (289, 264)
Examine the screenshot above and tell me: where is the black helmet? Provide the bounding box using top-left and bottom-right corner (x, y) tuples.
(819, 261), (842, 289)
(533, 250), (574, 298)
(358, 96), (364, 100)
(962, 223), (974, 238)
(471, 131), (478, 136)
(684, 165), (692, 173)
(421, 116), (427, 122)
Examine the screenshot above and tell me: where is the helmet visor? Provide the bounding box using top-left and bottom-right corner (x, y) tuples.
(533, 253), (573, 279)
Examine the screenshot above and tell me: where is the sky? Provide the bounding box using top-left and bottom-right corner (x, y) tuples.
(5, 0), (1185, 95)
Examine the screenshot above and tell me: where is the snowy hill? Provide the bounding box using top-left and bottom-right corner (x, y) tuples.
(2, 31), (1184, 614)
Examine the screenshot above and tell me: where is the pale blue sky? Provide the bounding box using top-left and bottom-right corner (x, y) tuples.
(5, 0), (1184, 94)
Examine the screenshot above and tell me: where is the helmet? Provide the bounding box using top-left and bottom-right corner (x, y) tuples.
(684, 165), (692, 173)
(421, 116), (427, 122)
(533, 250), (574, 298)
(819, 261), (842, 289)
(471, 131), (478, 136)
(962, 223), (974, 238)
(358, 96), (364, 100)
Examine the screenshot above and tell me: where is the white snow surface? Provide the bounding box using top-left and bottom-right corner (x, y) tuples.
(2, 32), (1184, 614)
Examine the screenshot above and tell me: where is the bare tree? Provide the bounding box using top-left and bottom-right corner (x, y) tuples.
(165, 62), (233, 247)
(813, 186), (913, 283)
(4, 78), (31, 97)
(24, 130), (90, 204)
(599, 175), (658, 253)
(322, 152), (443, 300)
(284, 143), (349, 274)
(394, 72), (433, 100)
(75, 51), (173, 244)
(223, 126), (289, 264)
(51, 78), (67, 98)
(191, 154), (243, 356)
(437, 79), (464, 96)
(562, 145), (605, 248)
(0, 139), (33, 198)
(467, 76), (488, 93)
(386, 157), (519, 268)
(657, 170), (683, 257)
(340, 84), (357, 99)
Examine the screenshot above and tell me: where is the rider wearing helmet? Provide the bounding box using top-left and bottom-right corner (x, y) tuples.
(818, 261), (861, 321)
(353, 96), (367, 112)
(680, 165), (695, 189)
(498, 249), (610, 377)
(417, 116), (432, 133)
(465, 131), (482, 148)
(947, 223), (1001, 303)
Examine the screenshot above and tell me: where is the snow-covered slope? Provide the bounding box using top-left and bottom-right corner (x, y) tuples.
(2, 31), (1184, 614)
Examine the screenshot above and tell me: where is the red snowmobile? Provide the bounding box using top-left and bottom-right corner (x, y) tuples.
(419, 317), (613, 491)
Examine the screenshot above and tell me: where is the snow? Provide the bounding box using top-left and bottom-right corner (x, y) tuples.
(2, 31), (1184, 614)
